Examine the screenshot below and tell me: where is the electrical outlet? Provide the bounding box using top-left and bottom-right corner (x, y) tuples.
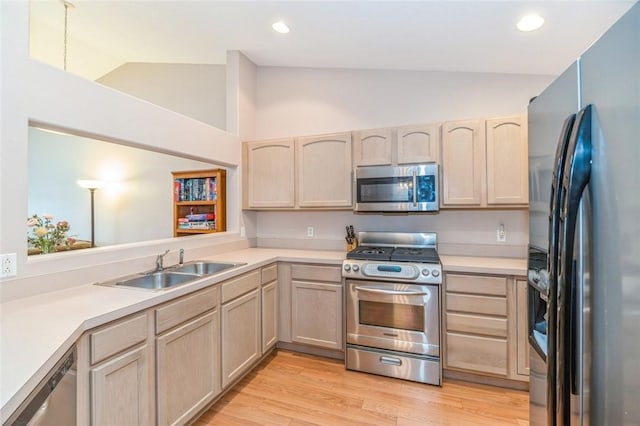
(240, 226), (246, 238)
(1, 253), (17, 278)
(307, 226), (314, 237)
(497, 224), (507, 243)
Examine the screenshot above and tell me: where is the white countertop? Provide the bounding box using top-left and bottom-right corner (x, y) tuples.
(0, 247), (524, 420)
(440, 255), (527, 276)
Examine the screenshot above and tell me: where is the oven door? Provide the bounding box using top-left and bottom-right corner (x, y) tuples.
(346, 279), (440, 356)
(354, 164), (438, 212)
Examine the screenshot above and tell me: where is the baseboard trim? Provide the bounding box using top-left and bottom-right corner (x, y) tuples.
(443, 368), (529, 391)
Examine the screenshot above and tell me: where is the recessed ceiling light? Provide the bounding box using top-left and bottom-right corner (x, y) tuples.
(272, 21), (290, 34)
(517, 14), (545, 32)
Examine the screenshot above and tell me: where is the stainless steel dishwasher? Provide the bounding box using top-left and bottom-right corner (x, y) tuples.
(4, 347), (76, 426)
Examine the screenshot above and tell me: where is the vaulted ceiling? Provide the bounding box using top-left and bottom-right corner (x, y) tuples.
(29, 1), (636, 80)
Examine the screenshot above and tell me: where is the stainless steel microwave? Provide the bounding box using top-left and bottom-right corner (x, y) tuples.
(354, 163), (439, 212)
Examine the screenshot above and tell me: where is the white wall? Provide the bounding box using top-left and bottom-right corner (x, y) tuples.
(97, 63), (227, 129)
(0, 2), (245, 301)
(255, 67), (555, 138)
(251, 67), (555, 255)
(28, 128), (226, 246)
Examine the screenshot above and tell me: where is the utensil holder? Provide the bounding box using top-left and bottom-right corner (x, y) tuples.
(346, 238), (358, 252)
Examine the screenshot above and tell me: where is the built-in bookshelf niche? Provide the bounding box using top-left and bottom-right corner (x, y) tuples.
(172, 169), (226, 236)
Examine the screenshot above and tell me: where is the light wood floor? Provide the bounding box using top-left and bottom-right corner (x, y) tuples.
(195, 350), (529, 425)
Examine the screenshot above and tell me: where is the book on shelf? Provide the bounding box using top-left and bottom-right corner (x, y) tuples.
(174, 177), (218, 202)
(177, 220), (216, 230)
(186, 213), (215, 221)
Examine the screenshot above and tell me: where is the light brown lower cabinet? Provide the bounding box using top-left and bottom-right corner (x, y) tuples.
(221, 288), (261, 388)
(262, 280), (278, 352)
(291, 280), (343, 350)
(516, 279), (530, 377)
(90, 345), (151, 425)
(156, 311), (220, 426)
(444, 272), (529, 383)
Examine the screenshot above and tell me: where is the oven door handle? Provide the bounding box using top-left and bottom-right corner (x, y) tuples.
(354, 286), (427, 296)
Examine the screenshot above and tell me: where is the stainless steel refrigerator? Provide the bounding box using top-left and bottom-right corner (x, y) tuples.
(527, 3), (640, 425)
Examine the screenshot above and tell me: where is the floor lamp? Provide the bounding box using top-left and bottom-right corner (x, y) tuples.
(77, 179), (105, 247)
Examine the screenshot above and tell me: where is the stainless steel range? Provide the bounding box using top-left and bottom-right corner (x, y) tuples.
(343, 231), (442, 385)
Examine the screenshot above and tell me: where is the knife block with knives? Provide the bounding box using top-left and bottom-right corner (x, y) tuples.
(345, 225), (358, 252)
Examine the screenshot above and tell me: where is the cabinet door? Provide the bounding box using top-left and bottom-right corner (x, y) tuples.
(353, 128), (393, 166)
(297, 132), (352, 208)
(486, 116), (528, 205)
(291, 280), (343, 350)
(440, 120), (485, 206)
(245, 139), (295, 208)
(397, 123), (439, 164)
(91, 345), (151, 426)
(262, 280), (278, 352)
(516, 279), (530, 377)
(445, 332), (508, 376)
(156, 311), (220, 426)
(221, 289), (261, 388)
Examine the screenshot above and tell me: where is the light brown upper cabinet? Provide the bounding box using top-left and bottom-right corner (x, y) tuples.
(396, 123), (439, 165)
(353, 123), (439, 167)
(353, 128), (393, 166)
(244, 132), (353, 210)
(297, 132), (352, 208)
(440, 115), (528, 208)
(244, 139), (296, 209)
(440, 119), (485, 206)
(486, 116), (528, 205)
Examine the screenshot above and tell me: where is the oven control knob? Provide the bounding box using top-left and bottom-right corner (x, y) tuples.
(421, 269), (430, 277)
(352, 264), (360, 272)
(344, 264), (351, 272)
(431, 269), (440, 278)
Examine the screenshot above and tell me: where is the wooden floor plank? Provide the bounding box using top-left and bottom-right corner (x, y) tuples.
(196, 350), (529, 425)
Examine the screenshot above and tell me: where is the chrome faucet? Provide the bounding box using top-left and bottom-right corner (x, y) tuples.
(155, 249), (170, 272)
(179, 248), (184, 266)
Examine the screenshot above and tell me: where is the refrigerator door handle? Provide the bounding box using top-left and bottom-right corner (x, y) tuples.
(558, 104), (592, 421)
(543, 112), (576, 426)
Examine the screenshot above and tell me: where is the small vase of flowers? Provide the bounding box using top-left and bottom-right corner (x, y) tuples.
(27, 213), (72, 254)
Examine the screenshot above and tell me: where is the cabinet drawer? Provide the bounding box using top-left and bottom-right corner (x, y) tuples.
(446, 274), (506, 296)
(446, 332), (507, 376)
(291, 264), (341, 283)
(261, 263), (278, 285)
(90, 313), (148, 365)
(221, 270), (260, 304)
(156, 286), (219, 334)
(446, 313), (507, 338)
(446, 293), (507, 316)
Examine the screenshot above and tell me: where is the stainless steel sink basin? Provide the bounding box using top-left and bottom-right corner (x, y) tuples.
(95, 260), (246, 291)
(169, 261), (244, 276)
(114, 271), (199, 290)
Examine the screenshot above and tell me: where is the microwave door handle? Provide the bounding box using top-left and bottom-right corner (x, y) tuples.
(354, 286), (427, 296)
(412, 170), (417, 206)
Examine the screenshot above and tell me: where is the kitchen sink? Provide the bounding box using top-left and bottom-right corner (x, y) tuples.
(169, 261), (245, 276)
(113, 271), (199, 291)
(95, 260), (246, 291)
